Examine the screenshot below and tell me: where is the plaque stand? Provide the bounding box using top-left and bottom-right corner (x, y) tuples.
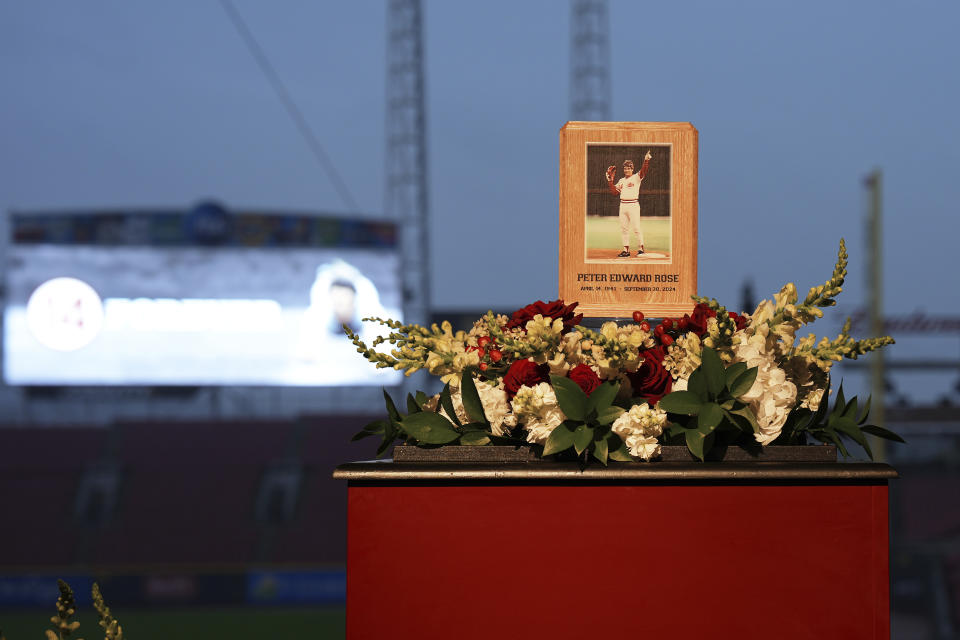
(335, 461), (896, 639)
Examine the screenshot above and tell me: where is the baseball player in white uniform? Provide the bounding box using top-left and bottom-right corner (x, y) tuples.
(606, 150), (652, 257)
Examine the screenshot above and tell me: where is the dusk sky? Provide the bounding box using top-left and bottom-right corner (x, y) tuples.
(2, 1), (958, 401)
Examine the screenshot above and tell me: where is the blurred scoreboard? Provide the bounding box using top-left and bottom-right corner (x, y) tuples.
(3, 205), (403, 386)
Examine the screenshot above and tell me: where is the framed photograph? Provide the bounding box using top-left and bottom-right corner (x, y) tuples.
(559, 122), (698, 318)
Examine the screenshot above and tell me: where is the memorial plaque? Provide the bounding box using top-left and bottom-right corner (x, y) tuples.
(559, 122), (698, 318)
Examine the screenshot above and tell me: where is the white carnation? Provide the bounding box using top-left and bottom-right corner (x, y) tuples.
(476, 381), (514, 436)
(511, 382), (566, 445)
(611, 403), (666, 460)
(524, 407), (566, 446)
(732, 331), (797, 446)
(622, 435), (661, 461)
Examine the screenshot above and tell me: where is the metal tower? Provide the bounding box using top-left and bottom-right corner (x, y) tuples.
(386, 0), (430, 329)
(570, 0), (612, 120)
(865, 169), (886, 458)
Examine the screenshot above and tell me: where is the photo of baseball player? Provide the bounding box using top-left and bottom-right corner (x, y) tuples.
(584, 143), (671, 263)
(607, 151), (652, 256)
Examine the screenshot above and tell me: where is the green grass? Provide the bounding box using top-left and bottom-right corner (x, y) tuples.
(586, 215), (671, 252)
(0, 606), (345, 640)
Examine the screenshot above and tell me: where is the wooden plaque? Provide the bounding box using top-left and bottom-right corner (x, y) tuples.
(559, 122), (698, 318)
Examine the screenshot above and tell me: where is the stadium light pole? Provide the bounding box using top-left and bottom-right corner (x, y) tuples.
(865, 169), (886, 461)
(570, 0), (612, 121)
(386, 0), (430, 398)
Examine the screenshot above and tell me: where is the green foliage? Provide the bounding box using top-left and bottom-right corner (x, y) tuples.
(401, 411), (461, 444)
(540, 377), (626, 465)
(779, 381), (905, 460)
(658, 347), (761, 461)
(458, 370), (489, 425)
(354, 368), (527, 456)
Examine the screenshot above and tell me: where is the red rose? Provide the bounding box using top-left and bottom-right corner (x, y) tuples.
(505, 299), (583, 333)
(626, 346), (673, 404)
(727, 311), (749, 331)
(567, 364), (601, 397)
(503, 359), (551, 399)
(684, 303), (717, 337)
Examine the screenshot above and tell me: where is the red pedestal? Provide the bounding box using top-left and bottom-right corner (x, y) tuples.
(336, 462), (896, 640)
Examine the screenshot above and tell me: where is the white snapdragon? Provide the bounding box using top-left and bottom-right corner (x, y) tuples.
(801, 387), (825, 412)
(783, 355), (828, 413)
(611, 403), (667, 461)
(586, 322), (646, 379)
(545, 330), (590, 376)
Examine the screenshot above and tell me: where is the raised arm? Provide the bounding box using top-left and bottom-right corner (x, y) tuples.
(606, 165), (620, 194)
(635, 151), (652, 180)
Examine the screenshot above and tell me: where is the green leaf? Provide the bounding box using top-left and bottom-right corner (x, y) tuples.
(842, 396), (859, 421)
(697, 402), (724, 433)
(376, 437), (393, 458)
(461, 422), (489, 431)
(606, 434), (633, 461)
(787, 407), (815, 434)
(385, 419), (399, 441)
(831, 415), (867, 448)
(857, 396), (872, 425)
(685, 429), (707, 461)
(831, 416), (873, 459)
(357, 419), (387, 434)
(352, 418), (387, 441)
(701, 347), (725, 397)
(666, 422), (687, 438)
(459, 369), (489, 425)
(415, 391), (429, 406)
(593, 436), (609, 466)
(831, 383), (846, 417)
(819, 428), (851, 457)
(587, 381), (619, 413)
(658, 391), (704, 416)
(596, 406), (625, 426)
(406, 393), (421, 414)
(860, 425), (906, 443)
(383, 389), (401, 423)
(728, 406), (759, 434)
(724, 362), (747, 387)
(543, 422), (577, 456)
(573, 424), (595, 455)
(400, 411), (462, 444)
(551, 375), (588, 421)
(460, 431), (491, 446)
(728, 367), (758, 399)
(439, 383), (462, 427)
(686, 369), (708, 400)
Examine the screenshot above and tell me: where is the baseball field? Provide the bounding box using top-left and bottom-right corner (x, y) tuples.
(584, 215), (671, 261)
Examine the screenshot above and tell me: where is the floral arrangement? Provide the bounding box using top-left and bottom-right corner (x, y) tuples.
(348, 240), (903, 463)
